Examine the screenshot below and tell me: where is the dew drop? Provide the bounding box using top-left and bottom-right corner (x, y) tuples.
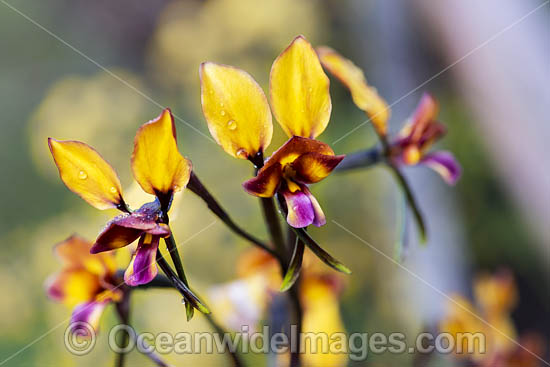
(236, 148), (248, 158)
(219, 102), (224, 107)
(308, 87), (313, 93)
(227, 119), (237, 131)
(181, 298), (186, 305)
(173, 184), (180, 191)
(220, 110), (226, 116)
(78, 170), (88, 180)
(109, 186), (117, 194)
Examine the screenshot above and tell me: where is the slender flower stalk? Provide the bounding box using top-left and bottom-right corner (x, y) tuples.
(114, 290), (131, 367)
(334, 146), (382, 172)
(187, 171), (279, 260)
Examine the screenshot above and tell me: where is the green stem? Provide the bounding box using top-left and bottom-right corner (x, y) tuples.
(380, 133), (427, 242)
(163, 233), (189, 285)
(388, 165), (427, 243)
(155, 251), (210, 316)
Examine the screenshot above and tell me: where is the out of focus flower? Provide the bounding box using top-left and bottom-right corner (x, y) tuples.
(439, 271), (544, 365)
(48, 109), (191, 285)
(317, 47), (460, 185)
(45, 235), (121, 333)
(200, 36), (344, 228)
(208, 248), (347, 366)
(389, 93), (461, 185)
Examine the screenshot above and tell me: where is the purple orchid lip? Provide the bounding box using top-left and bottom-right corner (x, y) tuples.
(69, 300), (108, 334)
(282, 185), (326, 228)
(124, 235), (160, 286)
(421, 151), (462, 185)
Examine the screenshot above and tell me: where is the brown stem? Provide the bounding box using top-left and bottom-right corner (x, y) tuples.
(250, 151), (303, 366)
(114, 290), (131, 367)
(188, 172), (280, 260)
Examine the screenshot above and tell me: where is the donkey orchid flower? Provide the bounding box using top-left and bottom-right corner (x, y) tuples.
(46, 235), (121, 334)
(48, 108), (191, 285)
(200, 35), (344, 228)
(208, 248), (347, 366)
(317, 47), (461, 185)
(389, 93), (461, 185)
(440, 271), (518, 363)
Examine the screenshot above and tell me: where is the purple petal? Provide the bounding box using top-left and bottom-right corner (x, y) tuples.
(421, 151), (461, 185)
(70, 301), (107, 335)
(124, 235), (160, 286)
(282, 189), (315, 228)
(302, 187), (326, 227)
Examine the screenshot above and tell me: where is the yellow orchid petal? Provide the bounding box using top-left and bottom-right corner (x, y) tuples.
(200, 62), (273, 159)
(48, 138), (123, 210)
(317, 46), (390, 135)
(131, 109), (192, 197)
(270, 35), (332, 139)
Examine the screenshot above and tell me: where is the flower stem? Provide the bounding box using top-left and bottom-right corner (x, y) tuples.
(249, 151), (302, 367)
(188, 172), (279, 260)
(388, 164), (426, 243)
(128, 274), (242, 367)
(155, 250), (210, 316)
(378, 133), (427, 243)
(114, 289), (131, 367)
(259, 197), (288, 265)
(334, 146), (381, 172)
(204, 313), (245, 367)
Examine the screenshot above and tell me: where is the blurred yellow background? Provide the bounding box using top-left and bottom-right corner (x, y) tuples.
(0, 0), (548, 365)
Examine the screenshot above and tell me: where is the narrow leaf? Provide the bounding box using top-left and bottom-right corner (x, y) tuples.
(280, 237), (305, 292)
(293, 227), (351, 274)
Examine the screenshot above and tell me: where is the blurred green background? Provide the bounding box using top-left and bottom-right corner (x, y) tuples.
(0, 0), (548, 366)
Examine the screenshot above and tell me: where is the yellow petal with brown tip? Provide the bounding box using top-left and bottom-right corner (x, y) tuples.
(270, 36), (332, 139)
(48, 138), (123, 210)
(317, 46), (390, 135)
(131, 108), (192, 196)
(200, 62), (273, 159)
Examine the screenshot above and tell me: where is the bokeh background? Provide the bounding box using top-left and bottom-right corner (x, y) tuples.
(0, 0), (548, 366)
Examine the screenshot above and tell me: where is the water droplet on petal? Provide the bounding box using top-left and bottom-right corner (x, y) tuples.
(308, 87), (313, 93)
(219, 102), (224, 107)
(181, 298), (186, 305)
(220, 110), (226, 116)
(109, 186), (117, 194)
(236, 148), (248, 158)
(173, 184), (180, 191)
(78, 170), (87, 179)
(227, 120), (237, 131)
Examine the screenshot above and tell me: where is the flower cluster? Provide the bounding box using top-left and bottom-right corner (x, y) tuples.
(440, 271), (543, 366)
(200, 35), (344, 228)
(45, 34), (463, 366)
(49, 109), (190, 286)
